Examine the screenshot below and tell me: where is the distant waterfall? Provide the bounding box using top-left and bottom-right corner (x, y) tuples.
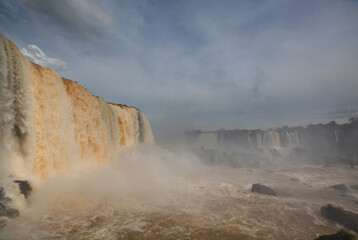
(284, 130), (300, 148)
(192, 129), (301, 152)
(197, 132), (219, 150)
(262, 131), (281, 149)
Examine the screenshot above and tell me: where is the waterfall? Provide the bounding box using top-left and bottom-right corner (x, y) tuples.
(262, 131), (281, 149)
(284, 130), (300, 148)
(256, 131), (263, 148)
(247, 130), (252, 145)
(197, 132), (219, 150)
(0, 34), (154, 181)
(334, 131), (339, 142)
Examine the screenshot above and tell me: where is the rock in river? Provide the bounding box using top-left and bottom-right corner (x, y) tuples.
(321, 204), (358, 233)
(251, 183), (277, 196)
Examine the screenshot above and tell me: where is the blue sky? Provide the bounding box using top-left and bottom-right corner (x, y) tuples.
(1, 0), (358, 133)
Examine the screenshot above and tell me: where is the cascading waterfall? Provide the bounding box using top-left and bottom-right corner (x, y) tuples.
(0, 34), (155, 182)
(334, 130), (339, 142)
(256, 131), (263, 149)
(284, 130), (300, 148)
(247, 130), (253, 145)
(197, 132), (219, 150)
(262, 131), (281, 149)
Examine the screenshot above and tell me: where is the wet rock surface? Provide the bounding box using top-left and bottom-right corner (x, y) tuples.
(330, 184), (350, 192)
(314, 229), (356, 240)
(14, 180), (32, 198)
(290, 177), (299, 182)
(0, 187), (10, 205)
(321, 204), (358, 233)
(0, 220), (6, 229)
(0, 187), (20, 229)
(340, 193), (358, 205)
(0, 208), (19, 219)
(251, 183), (277, 196)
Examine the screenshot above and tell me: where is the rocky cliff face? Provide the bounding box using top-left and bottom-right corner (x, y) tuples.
(0, 34), (154, 181)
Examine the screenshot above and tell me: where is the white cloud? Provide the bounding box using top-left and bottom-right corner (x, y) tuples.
(21, 44), (67, 70)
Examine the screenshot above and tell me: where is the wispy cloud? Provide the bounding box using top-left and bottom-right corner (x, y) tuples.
(21, 44), (67, 70)
(24, 0), (111, 43)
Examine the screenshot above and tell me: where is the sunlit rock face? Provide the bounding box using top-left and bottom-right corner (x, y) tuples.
(0, 34), (154, 180)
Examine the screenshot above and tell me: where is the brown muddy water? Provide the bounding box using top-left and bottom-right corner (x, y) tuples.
(1, 152), (358, 240)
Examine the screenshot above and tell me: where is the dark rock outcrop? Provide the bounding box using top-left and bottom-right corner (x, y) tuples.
(314, 229), (356, 240)
(351, 185), (358, 191)
(0, 187), (11, 204)
(0, 186), (21, 228)
(290, 177), (299, 182)
(0, 220), (6, 229)
(0, 208), (19, 219)
(251, 183), (277, 196)
(321, 204), (358, 232)
(14, 180), (32, 198)
(330, 184), (350, 192)
(0, 187), (5, 199)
